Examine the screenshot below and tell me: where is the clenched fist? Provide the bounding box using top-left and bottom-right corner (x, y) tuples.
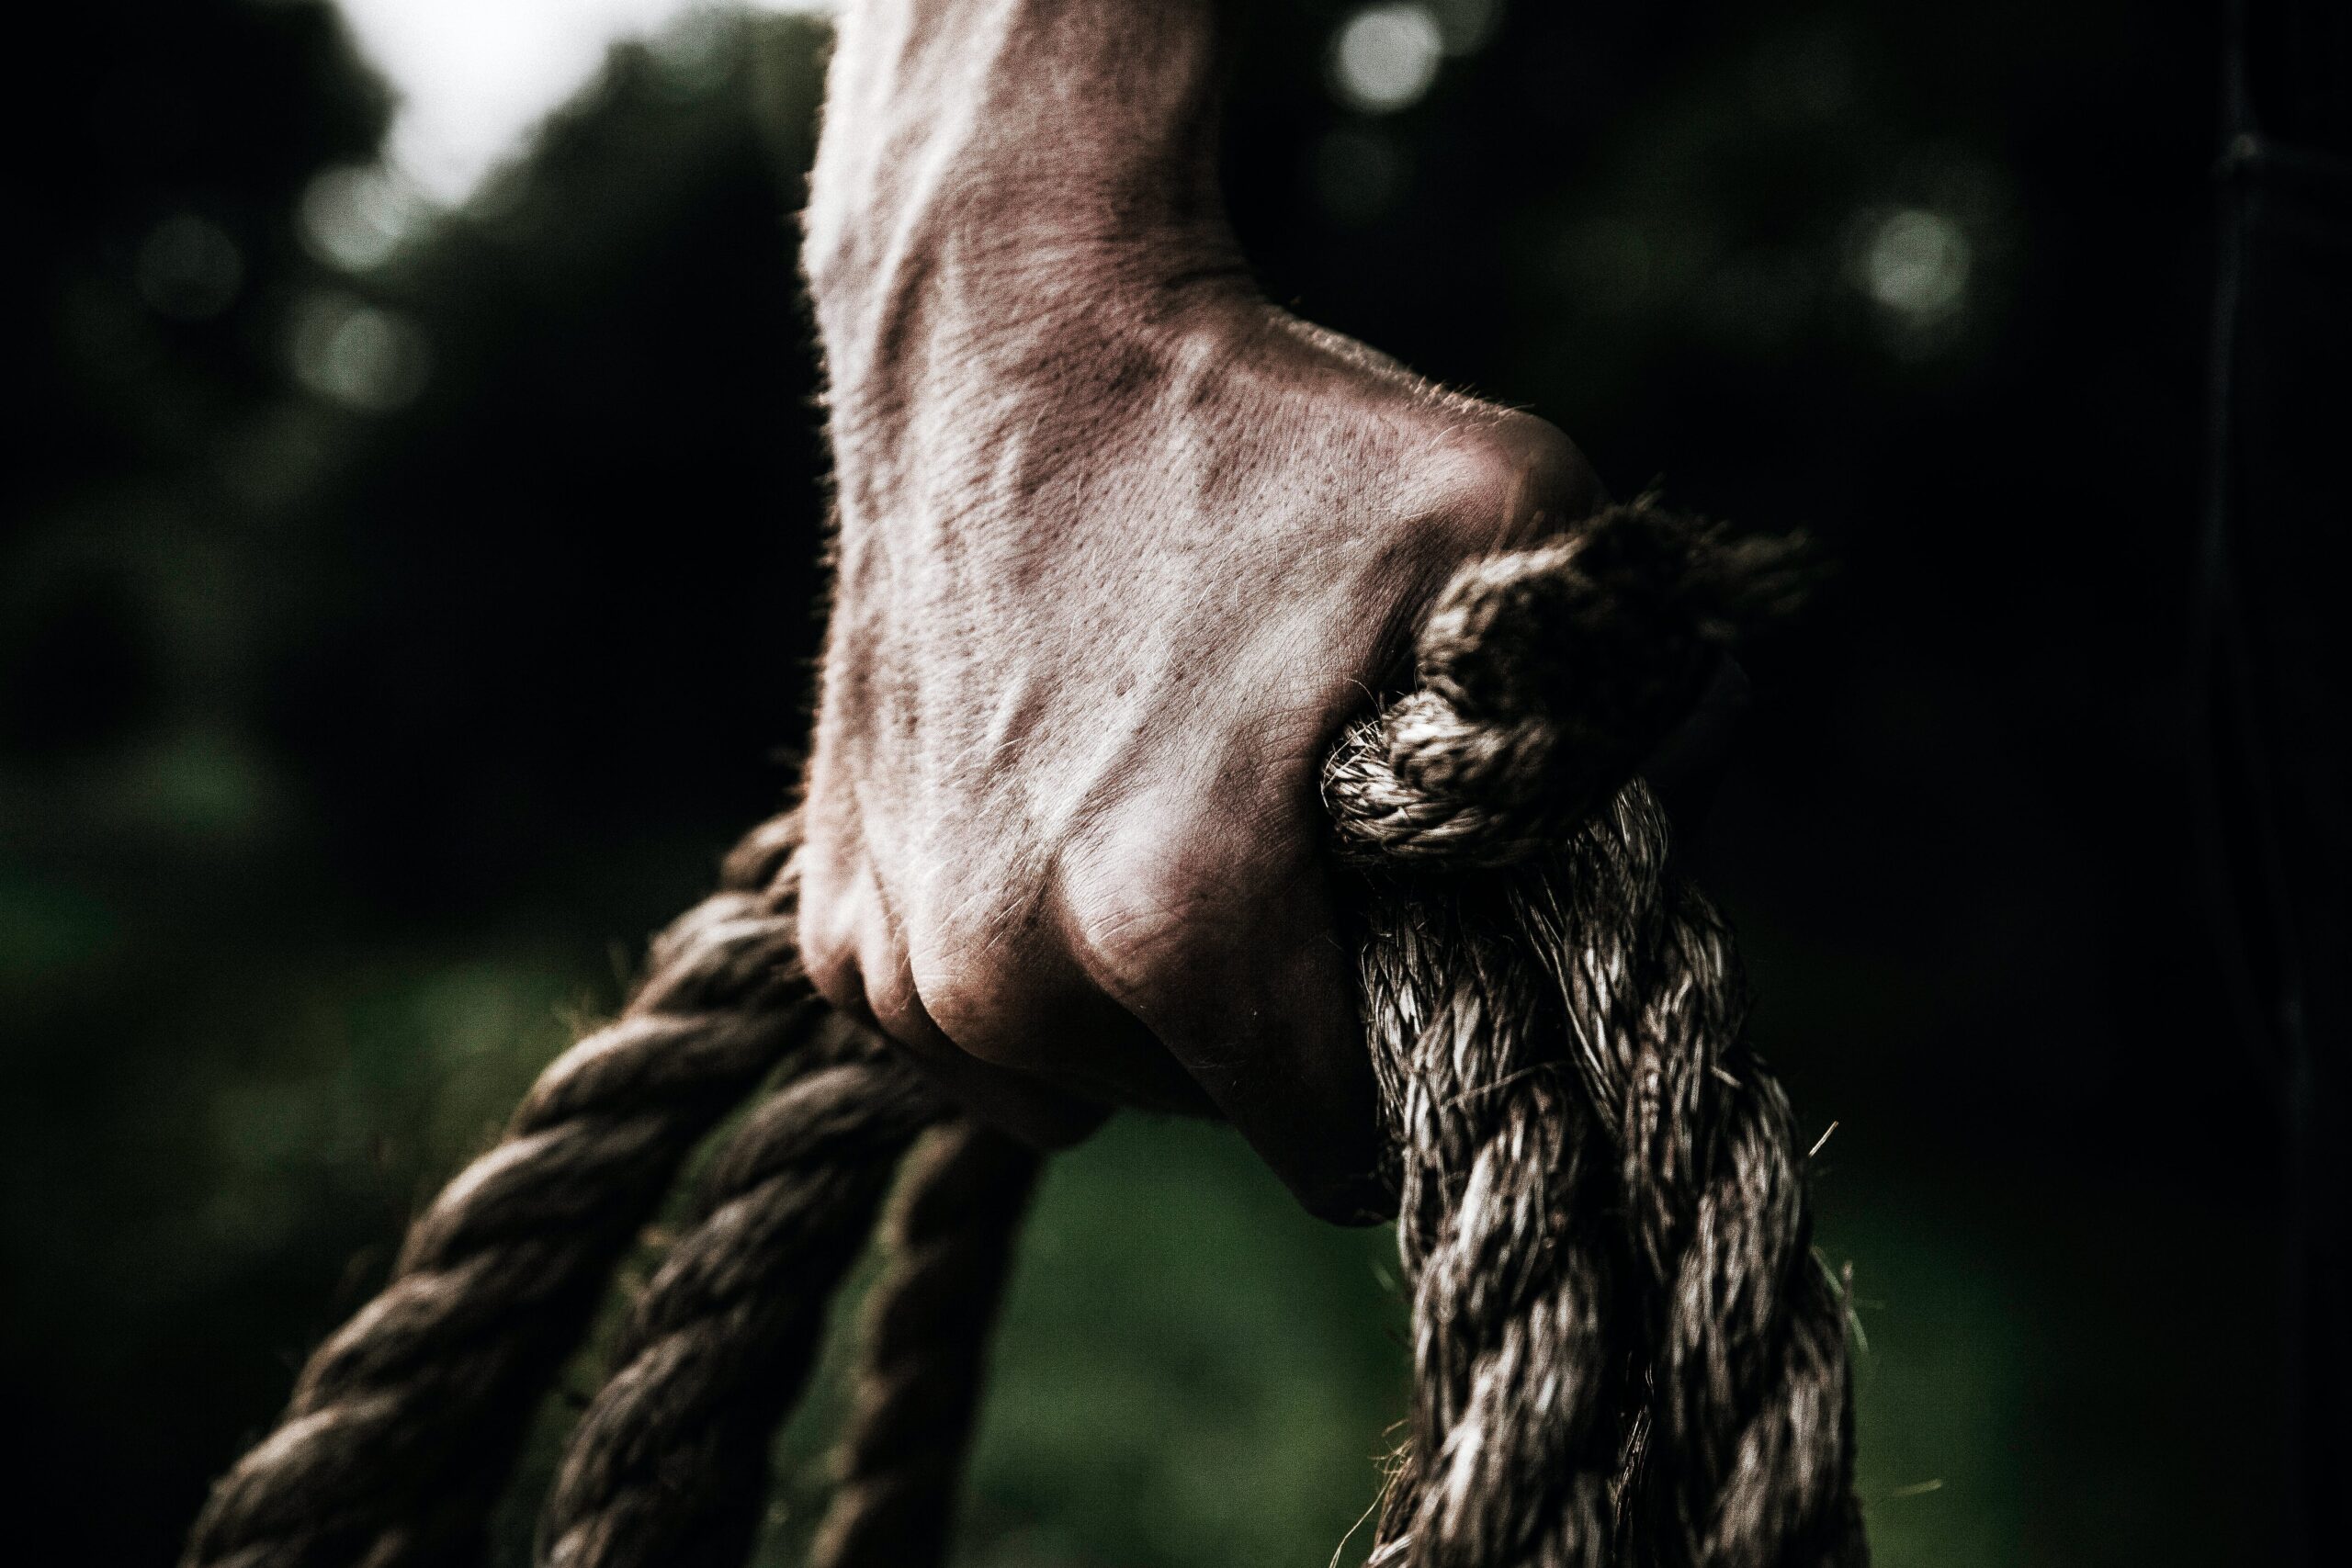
(796, 0), (1597, 1220)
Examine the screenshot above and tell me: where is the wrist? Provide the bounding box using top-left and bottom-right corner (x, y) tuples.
(802, 0), (1242, 338)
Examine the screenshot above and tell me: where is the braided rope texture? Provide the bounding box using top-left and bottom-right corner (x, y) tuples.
(187, 496), (1860, 1568)
(808, 1122), (1042, 1568)
(183, 816), (829, 1568)
(1327, 501), (1865, 1568)
(1325, 502), (1804, 867)
(537, 1045), (948, 1568)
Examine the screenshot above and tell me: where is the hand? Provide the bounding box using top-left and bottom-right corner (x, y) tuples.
(794, 0), (1599, 1221)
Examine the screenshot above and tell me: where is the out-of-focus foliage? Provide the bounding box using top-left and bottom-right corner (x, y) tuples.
(1, 3), (2281, 1565)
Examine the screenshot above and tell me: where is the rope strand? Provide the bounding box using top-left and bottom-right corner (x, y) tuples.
(1355, 888), (1625, 1568)
(1514, 824), (1863, 1568)
(809, 1121), (1041, 1568)
(187, 499), (1863, 1568)
(1328, 503), (1866, 1568)
(183, 816), (820, 1568)
(537, 1047), (945, 1568)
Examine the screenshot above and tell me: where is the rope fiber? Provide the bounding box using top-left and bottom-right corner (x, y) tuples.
(1327, 503), (1862, 1568)
(185, 498), (1864, 1568)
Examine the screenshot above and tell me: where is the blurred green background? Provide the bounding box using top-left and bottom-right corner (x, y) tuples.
(0, 2), (2287, 1563)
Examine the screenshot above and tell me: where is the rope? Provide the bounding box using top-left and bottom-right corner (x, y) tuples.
(182, 815), (824, 1568)
(1327, 502), (1864, 1568)
(537, 1046), (947, 1568)
(1349, 886), (1624, 1568)
(1518, 829), (1862, 1568)
(185, 498), (1863, 1568)
(808, 1122), (1041, 1568)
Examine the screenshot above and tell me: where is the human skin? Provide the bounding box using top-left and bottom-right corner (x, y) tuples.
(797, 0), (1598, 1221)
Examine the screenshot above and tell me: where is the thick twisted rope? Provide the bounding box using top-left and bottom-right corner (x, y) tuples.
(808, 1122), (1042, 1568)
(188, 498), (1860, 1568)
(1324, 504), (1804, 868)
(537, 1044), (948, 1568)
(183, 815), (826, 1568)
(1514, 807), (1861, 1568)
(1327, 501), (1864, 1568)
(1350, 886), (1625, 1568)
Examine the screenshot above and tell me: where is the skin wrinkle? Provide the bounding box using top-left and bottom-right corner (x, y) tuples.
(801, 0), (1598, 1207)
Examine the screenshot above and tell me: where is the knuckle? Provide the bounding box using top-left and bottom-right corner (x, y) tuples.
(907, 959), (1009, 1067)
(795, 868), (866, 1018)
(1424, 411), (1600, 551)
(936, 1007), (1029, 1072)
(1065, 830), (1243, 1023)
(803, 947), (865, 1021)
(901, 903), (1034, 1070)
(859, 937), (932, 1048)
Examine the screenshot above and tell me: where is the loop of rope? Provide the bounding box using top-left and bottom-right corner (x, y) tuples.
(187, 498), (1861, 1568)
(1325, 501), (1804, 868)
(808, 1122), (1042, 1568)
(182, 817), (824, 1568)
(538, 1045), (948, 1568)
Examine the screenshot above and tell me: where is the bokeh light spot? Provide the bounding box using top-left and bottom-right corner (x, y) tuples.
(300, 164), (438, 273)
(134, 214), (243, 321)
(650, 5), (741, 98)
(288, 293), (433, 412)
(1850, 207), (1972, 327)
(1329, 4), (1445, 115)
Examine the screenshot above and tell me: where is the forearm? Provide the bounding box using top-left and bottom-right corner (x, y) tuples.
(803, 0), (1243, 363)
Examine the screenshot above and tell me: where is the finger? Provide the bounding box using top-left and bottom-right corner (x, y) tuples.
(1176, 875), (1388, 1224)
(1089, 847), (1390, 1226)
(881, 1033), (1112, 1151)
(862, 960), (1116, 1150)
(906, 915), (1219, 1119)
(809, 851), (1109, 1150)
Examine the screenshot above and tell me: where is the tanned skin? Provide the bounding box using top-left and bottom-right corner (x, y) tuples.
(798, 0), (1597, 1221)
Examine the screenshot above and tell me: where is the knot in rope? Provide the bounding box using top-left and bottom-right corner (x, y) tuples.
(1325, 501), (1862, 1568)
(185, 499), (1861, 1568)
(1327, 501), (1804, 867)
